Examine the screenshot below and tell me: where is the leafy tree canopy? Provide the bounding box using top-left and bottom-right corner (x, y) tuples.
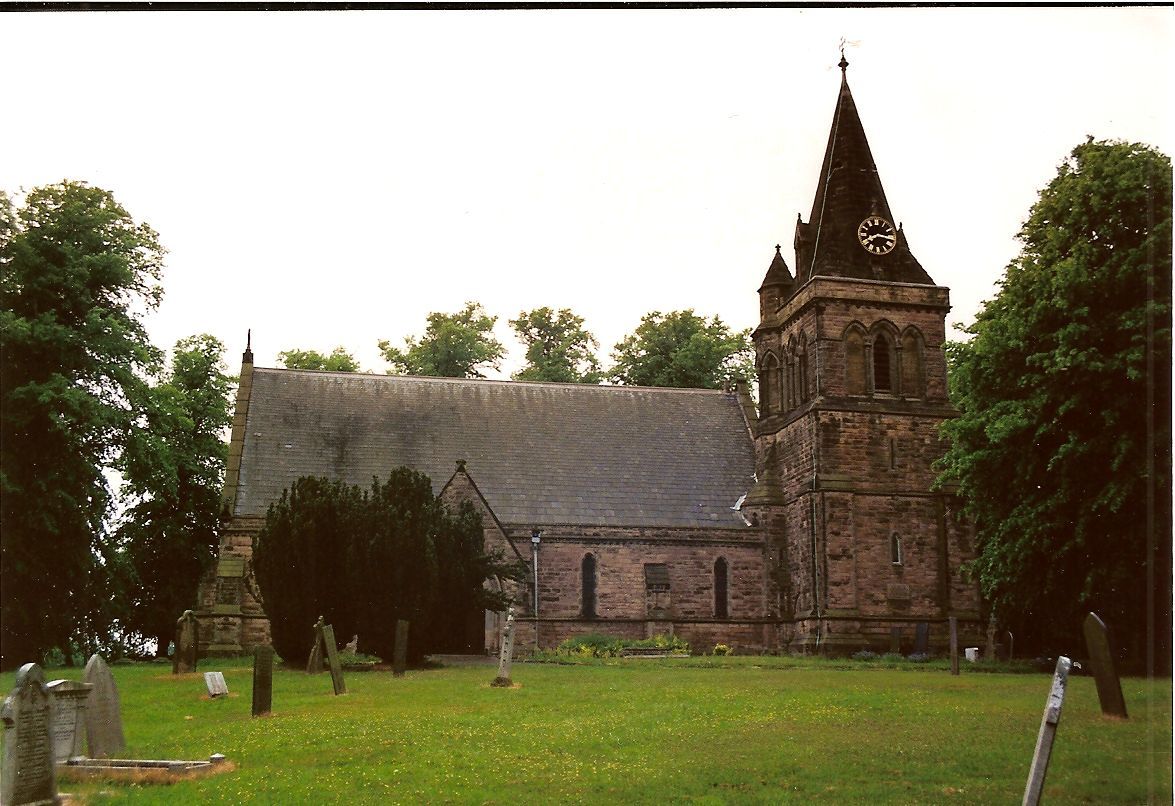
(116, 334), (233, 654)
(610, 309), (754, 389)
(379, 301), (504, 378)
(278, 347), (362, 372)
(938, 138), (1172, 664)
(509, 307), (602, 384)
(1, 181), (165, 669)
(253, 469), (525, 664)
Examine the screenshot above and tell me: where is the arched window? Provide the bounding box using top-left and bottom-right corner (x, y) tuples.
(797, 340), (810, 401)
(714, 557), (729, 619)
(844, 327), (866, 395)
(873, 334), (895, 393)
(581, 554), (597, 618)
(890, 534), (903, 566)
(900, 329), (924, 398)
(758, 353), (779, 416)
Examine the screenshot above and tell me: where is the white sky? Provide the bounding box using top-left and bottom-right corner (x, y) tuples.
(4, 8), (1172, 379)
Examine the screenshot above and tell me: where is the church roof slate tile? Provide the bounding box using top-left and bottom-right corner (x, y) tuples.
(235, 368), (756, 530)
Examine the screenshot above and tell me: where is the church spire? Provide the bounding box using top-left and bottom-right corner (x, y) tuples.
(793, 57), (934, 288)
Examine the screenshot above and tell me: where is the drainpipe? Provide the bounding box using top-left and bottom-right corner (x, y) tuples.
(810, 416), (822, 652)
(531, 530), (541, 651)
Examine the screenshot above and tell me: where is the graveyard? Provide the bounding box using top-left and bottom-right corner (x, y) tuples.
(1, 654), (1168, 804)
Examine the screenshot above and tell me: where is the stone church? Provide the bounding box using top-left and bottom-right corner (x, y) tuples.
(197, 57), (981, 657)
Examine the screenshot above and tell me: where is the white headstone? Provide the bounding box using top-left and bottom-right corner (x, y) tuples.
(46, 678), (92, 762)
(204, 672), (229, 698)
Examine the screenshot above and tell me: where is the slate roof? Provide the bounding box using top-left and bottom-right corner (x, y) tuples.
(234, 369), (757, 530)
(792, 58), (935, 289)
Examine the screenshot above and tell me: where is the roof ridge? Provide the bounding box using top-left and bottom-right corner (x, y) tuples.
(253, 367), (736, 395)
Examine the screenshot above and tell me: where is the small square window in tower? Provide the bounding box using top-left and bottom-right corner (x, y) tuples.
(644, 563), (671, 619)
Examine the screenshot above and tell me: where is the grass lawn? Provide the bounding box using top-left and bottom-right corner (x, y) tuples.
(4, 656), (1169, 804)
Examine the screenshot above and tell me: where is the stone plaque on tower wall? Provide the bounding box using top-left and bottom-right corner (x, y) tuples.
(84, 654), (125, 758)
(1, 663), (57, 806)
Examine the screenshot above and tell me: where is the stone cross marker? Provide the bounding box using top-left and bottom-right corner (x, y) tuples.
(252, 645), (274, 717)
(393, 619), (410, 678)
(1022, 656), (1072, 806)
(491, 608), (516, 687)
(1, 663), (57, 806)
(46, 678), (92, 762)
(1083, 612), (1128, 719)
(173, 609), (199, 674)
(306, 616), (326, 675)
(84, 654), (125, 758)
(913, 622), (930, 655)
(204, 672), (229, 698)
(321, 623), (347, 695)
(949, 616), (960, 676)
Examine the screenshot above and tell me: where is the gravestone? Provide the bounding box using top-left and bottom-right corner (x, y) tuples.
(321, 624), (347, 695)
(46, 678), (92, 762)
(252, 645), (274, 717)
(173, 609), (199, 674)
(393, 620), (409, 678)
(888, 626), (902, 655)
(949, 616), (960, 676)
(1005, 630), (1015, 661)
(985, 617), (998, 662)
(306, 616), (325, 675)
(912, 622), (930, 655)
(344, 634), (359, 653)
(1, 663), (57, 806)
(491, 607), (516, 687)
(1023, 656), (1072, 806)
(84, 654), (125, 758)
(1082, 612), (1128, 719)
(204, 672), (229, 698)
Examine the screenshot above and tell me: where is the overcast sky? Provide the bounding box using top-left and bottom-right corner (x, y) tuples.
(4, 7), (1172, 379)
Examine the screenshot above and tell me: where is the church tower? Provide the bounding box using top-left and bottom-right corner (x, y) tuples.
(744, 56), (980, 654)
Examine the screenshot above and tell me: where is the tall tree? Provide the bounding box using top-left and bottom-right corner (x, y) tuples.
(116, 335), (233, 654)
(379, 301), (505, 378)
(253, 470), (524, 664)
(610, 309), (754, 389)
(0, 181), (165, 669)
(509, 307), (602, 383)
(278, 347), (361, 372)
(938, 139), (1172, 666)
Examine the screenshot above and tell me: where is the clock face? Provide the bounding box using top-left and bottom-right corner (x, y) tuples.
(857, 216), (897, 255)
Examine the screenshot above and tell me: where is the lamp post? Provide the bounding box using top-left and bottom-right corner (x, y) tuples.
(531, 530), (541, 651)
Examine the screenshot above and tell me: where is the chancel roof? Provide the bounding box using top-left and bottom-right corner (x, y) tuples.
(234, 368), (756, 529)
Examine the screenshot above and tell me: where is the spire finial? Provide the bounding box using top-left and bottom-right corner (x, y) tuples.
(838, 50), (849, 75)
(775, 244), (781, 253)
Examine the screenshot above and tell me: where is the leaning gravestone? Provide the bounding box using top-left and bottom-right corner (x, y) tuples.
(492, 608), (517, 687)
(1083, 612), (1128, 719)
(912, 622), (930, 655)
(84, 654), (125, 758)
(173, 609), (199, 674)
(321, 623), (347, 695)
(47, 678), (92, 762)
(252, 645), (274, 717)
(306, 616), (326, 675)
(393, 620), (410, 678)
(204, 672), (229, 698)
(1, 663), (57, 806)
(1023, 656), (1072, 806)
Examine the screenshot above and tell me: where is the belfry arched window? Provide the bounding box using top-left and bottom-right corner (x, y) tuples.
(581, 554), (597, 618)
(872, 333), (896, 393)
(900, 328), (924, 398)
(714, 557), (729, 619)
(759, 353), (780, 416)
(844, 326), (867, 395)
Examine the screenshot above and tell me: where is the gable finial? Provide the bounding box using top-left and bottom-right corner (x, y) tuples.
(243, 329), (254, 364)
